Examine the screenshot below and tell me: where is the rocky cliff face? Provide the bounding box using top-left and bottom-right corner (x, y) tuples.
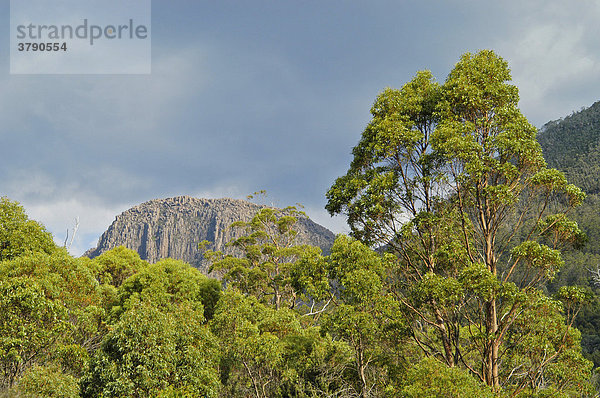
(84, 196), (336, 273)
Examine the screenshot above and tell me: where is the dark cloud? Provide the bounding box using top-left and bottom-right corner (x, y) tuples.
(2, 1), (600, 254)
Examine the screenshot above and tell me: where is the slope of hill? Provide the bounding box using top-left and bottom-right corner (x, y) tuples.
(538, 101), (600, 255)
(84, 196), (336, 274)
(537, 101), (600, 366)
(538, 101), (600, 195)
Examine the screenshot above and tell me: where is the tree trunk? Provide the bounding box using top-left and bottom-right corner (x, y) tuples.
(433, 306), (455, 367)
(357, 337), (369, 398)
(484, 299), (500, 388)
(483, 207), (500, 388)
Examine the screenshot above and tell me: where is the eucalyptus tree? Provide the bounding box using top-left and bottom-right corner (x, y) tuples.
(206, 206), (321, 310)
(327, 50), (591, 392)
(322, 235), (406, 398)
(435, 50), (586, 388)
(326, 69), (463, 368)
(80, 259), (222, 398)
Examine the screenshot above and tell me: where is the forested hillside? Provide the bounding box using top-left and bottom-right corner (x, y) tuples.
(539, 101), (600, 195)
(538, 102), (600, 367)
(1, 50), (599, 397)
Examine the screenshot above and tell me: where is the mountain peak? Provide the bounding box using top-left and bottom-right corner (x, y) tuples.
(84, 196), (335, 274)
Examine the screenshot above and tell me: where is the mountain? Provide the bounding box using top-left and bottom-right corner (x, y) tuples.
(537, 101), (600, 257)
(538, 101), (600, 195)
(84, 196), (336, 274)
(537, 101), (600, 367)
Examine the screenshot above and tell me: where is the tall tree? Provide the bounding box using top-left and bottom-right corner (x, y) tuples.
(0, 250), (107, 391)
(326, 70), (463, 368)
(435, 50), (585, 388)
(326, 50), (590, 392)
(322, 235), (406, 398)
(206, 206), (321, 310)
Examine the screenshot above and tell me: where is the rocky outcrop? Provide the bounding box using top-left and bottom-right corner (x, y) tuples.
(84, 196), (336, 273)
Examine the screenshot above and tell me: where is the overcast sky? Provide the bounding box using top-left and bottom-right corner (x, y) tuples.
(3, 0), (600, 256)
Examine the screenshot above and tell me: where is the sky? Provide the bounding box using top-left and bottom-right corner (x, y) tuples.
(3, 0), (600, 256)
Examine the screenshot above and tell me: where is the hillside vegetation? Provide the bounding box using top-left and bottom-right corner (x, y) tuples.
(538, 102), (600, 368)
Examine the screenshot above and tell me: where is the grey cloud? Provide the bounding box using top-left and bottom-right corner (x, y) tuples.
(4, 1), (600, 254)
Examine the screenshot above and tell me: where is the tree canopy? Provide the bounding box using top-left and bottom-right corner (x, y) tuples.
(0, 197), (56, 261)
(327, 49), (591, 393)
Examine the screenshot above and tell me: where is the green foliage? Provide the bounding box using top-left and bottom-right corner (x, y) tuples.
(502, 292), (594, 396)
(0, 197), (56, 261)
(1, 250), (103, 308)
(280, 327), (353, 397)
(93, 246), (148, 287)
(11, 364), (79, 398)
(325, 70), (444, 247)
(289, 245), (331, 306)
(570, 291), (600, 366)
(538, 100), (600, 194)
(211, 290), (291, 397)
(510, 241), (563, 280)
(402, 358), (493, 398)
(111, 258), (221, 321)
(323, 236), (408, 397)
(537, 101), (600, 370)
(326, 49), (591, 393)
(459, 262), (499, 301)
(81, 260), (222, 398)
(211, 290), (352, 398)
(0, 250), (106, 391)
(152, 386), (197, 398)
(81, 299), (221, 398)
(207, 206), (319, 310)
(0, 277), (69, 389)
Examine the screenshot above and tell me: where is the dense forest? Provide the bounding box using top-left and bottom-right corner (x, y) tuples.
(538, 101), (600, 370)
(2, 50), (600, 397)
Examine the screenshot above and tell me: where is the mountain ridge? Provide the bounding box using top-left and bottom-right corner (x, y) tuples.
(538, 100), (600, 194)
(84, 196), (336, 274)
